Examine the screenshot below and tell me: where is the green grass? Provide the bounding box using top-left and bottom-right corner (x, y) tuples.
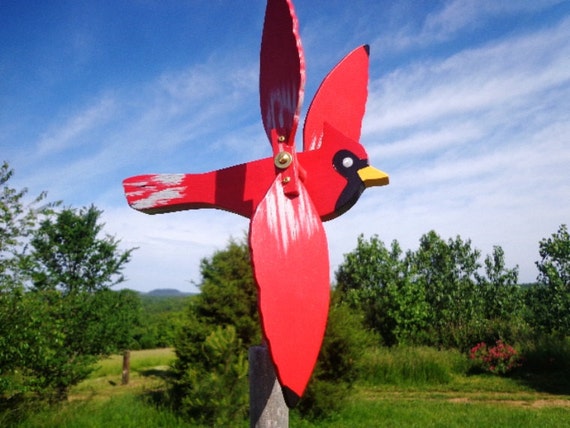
(15, 394), (189, 428)
(6, 347), (570, 427)
(292, 389), (570, 427)
(358, 345), (468, 386)
(71, 348), (176, 400)
(90, 348), (175, 378)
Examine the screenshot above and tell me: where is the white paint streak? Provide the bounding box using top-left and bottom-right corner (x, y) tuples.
(128, 179), (153, 187)
(155, 173), (185, 185)
(125, 189), (145, 198)
(263, 180), (322, 254)
(307, 132), (323, 151)
(132, 187), (184, 210)
(264, 82), (301, 133)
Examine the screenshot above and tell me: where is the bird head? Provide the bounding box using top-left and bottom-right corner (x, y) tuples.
(300, 122), (388, 221)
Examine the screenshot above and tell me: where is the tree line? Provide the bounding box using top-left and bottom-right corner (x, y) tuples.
(335, 227), (569, 349)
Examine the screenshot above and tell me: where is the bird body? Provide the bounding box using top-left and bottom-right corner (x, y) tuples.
(123, 123), (387, 221)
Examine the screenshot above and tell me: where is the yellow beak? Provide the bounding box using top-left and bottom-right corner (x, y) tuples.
(357, 165), (389, 188)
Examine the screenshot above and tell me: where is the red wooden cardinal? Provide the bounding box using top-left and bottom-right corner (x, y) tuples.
(123, 0), (388, 408)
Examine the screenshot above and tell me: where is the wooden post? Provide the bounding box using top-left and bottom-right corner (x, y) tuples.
(249, 345), (288, 428)
(122, 350), (130, 385)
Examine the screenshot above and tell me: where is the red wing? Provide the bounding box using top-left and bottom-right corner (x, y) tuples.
(123, 158), (277, 218)
(123, 173), (197, 214)
(249, 177), (330, 407)
(260, 0), (305, 149)
(303, 45), (370, 151)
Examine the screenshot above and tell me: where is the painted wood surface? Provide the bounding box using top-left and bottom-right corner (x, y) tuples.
(260, 0), (304, 149)
(123, 135), (388, 221)
(249, 177), (329, 407)
(122, 0), (390, 408)
(303, 45), (370, 152)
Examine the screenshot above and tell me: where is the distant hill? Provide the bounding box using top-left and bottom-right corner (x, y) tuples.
(145, 288), (195, 297)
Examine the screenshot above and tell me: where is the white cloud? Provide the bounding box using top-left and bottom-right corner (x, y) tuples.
(35, 96), (116, 156)
(7, 2), (569, 291)
(102, 206), (249, 293)
(367, 17), (570, 135)
(346, 12), (570, 284)
(14, 50), (263, 207)
(423, 0), (566, 41)
(102, 12), (570, 288)
(375, 0), (567, 53)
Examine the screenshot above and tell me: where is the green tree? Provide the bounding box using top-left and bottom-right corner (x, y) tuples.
(176, 325), (249, 425)
(475, 246), (527, 344)
(0, 161), (55, 290)
(478, 246), (521, 320)
(134, 296), (188, 349)
(411, 231), (484, 349)
(528, 225), (570, 334)
(192, 237), (260, 346)
(0, 162), (56, 399)
(172, 237), (258, 425)
(296, 301), (376, 419)
(335, 234), (428, 346)
(28, 205), (133, 293)
(20, 205), (139, 400)
(336, 231), (523, 349)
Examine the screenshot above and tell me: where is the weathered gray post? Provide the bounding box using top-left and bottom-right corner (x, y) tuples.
(121, 350), (130, 385)
(249, 345), (288, 428)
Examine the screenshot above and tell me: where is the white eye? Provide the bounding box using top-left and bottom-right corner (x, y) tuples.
(342, 157), (354, 168)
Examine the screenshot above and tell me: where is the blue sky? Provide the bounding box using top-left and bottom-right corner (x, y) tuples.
(2, 0), (569, 292)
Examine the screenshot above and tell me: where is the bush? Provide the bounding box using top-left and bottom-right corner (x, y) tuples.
(519, 334), (570, 372)
(173, 325), (248, 426)
(469, 340), (521, 375)
(296, 303), (375, 420)
(170, 238), (256, 425)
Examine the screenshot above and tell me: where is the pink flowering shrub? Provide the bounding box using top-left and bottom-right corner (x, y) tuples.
(469, 340), (521, 375)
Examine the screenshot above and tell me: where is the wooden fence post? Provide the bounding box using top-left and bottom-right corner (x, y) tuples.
(249, 345), (288, 428)
(122, 350), (130, 385)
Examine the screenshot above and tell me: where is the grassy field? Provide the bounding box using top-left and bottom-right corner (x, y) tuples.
(292, 389), (570, 428)
(69, 348), (176, 401)
(9, 347), (570, 427)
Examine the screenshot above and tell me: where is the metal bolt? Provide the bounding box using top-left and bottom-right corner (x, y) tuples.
(278, 135), (286, 142)
(274, 151), (293, 168)
(278, 153), (291, 164)
(282, 177), (291, 184)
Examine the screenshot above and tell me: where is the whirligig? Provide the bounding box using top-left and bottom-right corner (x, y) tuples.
(123, 0), (389, 407)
